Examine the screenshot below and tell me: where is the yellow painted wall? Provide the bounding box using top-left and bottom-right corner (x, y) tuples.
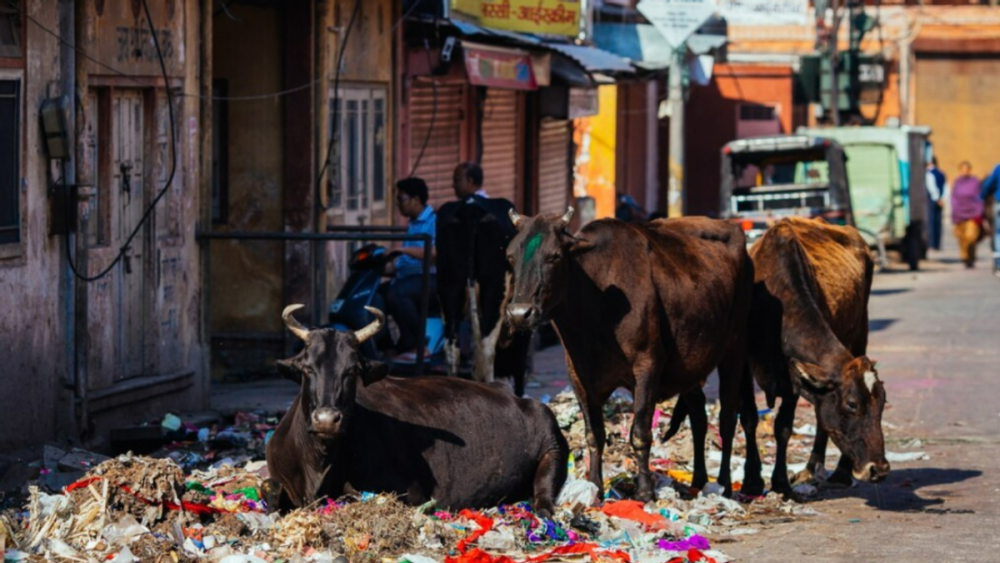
(573, 85), (617, 220)
(210, 4), (284, 341)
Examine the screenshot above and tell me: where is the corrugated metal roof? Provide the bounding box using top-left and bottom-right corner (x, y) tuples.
(593, 23), (674, 70)
(542, 43), (634, 74)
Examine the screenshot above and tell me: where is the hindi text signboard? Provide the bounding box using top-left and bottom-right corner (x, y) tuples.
(451, 0), (581, 37)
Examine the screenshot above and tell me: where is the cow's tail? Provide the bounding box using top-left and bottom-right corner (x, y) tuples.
(468, 282), (490, 382)
(661, 396), (688, 442)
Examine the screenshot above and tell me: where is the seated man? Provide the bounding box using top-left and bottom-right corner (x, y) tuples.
(384, 177), (436, 361)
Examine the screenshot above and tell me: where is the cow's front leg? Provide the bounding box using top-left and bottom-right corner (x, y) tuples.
(630, 359), (658, 502)
(771, 392), (799, 497)
(445, 338), (461, 377)
(739, 365), (765, 497)
(794, 422), (828, 485)
(569, 354), (607, 496)
(686, 389), (709, 490)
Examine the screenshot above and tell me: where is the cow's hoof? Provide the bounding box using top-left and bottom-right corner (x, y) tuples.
(770, 479), (794, 499)
(792, 468), (817, 486)
(825, 468), (854, 488)
(635, 475), (655, 502)
(261, 478), (283, 513)
(534, 499), (555, 519)
(740, 477), (766, 498)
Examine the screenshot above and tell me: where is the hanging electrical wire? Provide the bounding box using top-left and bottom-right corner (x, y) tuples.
(316, 0), (363, 210)
(65, 0), (177, 282)
(409, 38), (438, 178)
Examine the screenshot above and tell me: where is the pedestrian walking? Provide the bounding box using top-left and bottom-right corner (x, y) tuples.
(980, 160), (1000, 275)
(925, 157), (947, 251)
(951, 161), (984, 268)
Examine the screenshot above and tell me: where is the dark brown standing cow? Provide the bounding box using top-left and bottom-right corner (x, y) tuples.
(504, 210), (754, 500)
(437, 196), (531, 395)
(737, 217), (889, 495)
(265, 305), (568, 515)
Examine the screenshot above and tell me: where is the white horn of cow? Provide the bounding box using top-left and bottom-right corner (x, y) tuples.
(560, 206), (575, 226)
(508, 208), (523, 228)
(355, 306), (385, 343)
(282, 304), (310, 342)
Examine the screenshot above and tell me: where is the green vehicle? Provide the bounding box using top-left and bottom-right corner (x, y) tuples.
(797, 125), (932, 271)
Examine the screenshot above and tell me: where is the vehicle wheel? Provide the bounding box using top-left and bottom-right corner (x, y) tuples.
(905, 232), (920, 271)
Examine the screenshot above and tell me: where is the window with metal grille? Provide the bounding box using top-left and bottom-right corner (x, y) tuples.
(0, 4), (22, 59)
(329, 86), (387, 213)
(738, 104), (777, 121)
(0, 79), (20, 246)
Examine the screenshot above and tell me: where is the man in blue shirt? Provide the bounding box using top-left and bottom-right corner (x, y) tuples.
(384, 177), (436, 360)
(981, 162), (1000, 274)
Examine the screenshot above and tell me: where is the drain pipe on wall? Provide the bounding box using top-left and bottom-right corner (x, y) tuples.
(73, 0), (94, 437)
(58, 0), (77, 440)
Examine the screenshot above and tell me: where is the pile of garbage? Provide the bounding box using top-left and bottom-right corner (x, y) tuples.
(1, 387), (917, 563)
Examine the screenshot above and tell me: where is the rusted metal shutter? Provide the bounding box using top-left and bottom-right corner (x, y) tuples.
(409, 82), (465, 209)
(537, 118), (571, 216)
(480, 89), (518, 204)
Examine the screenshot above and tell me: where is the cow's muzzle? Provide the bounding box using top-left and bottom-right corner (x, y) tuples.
(853, 459), (890, 482)
(506, 303), (541, 330)
(310, 407), (344, 437)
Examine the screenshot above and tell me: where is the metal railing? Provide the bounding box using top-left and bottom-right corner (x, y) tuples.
(197, 227), (433, 374)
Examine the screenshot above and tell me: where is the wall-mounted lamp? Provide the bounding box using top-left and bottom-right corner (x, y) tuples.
(40, 96), (71, 161)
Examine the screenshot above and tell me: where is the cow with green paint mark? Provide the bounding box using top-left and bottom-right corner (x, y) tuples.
(505, 209), (756, 501)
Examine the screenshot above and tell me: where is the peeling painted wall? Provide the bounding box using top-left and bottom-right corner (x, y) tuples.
(209, 4), (284, 338)
(0, 0), (206, 450)
(0, 1), (74, 449)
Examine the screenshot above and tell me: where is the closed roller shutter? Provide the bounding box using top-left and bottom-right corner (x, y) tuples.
(480, 89), (518, 204)
(537, 118), (571, 216)
(916, 55), (1000, 176)
(410, 82), (465, 209)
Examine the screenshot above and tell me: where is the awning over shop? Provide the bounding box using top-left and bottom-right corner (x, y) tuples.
(550, 55), (615, 87)
(542, 43), (635, 74)
(450, 19), (629, 87)
(593, 23), (727, 70)
(451, 20), (543, 47)
(593, 23), (674, 70)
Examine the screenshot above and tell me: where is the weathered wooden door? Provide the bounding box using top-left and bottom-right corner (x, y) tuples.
(113, 90), (147, 379)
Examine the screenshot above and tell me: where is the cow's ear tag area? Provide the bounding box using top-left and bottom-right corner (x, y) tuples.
(275, 358), (303, 384)
(360, 360), (390, 386)
(790, 359), (834, 400)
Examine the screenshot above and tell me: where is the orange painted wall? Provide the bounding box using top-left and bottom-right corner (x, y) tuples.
(685, 64), (796, 216)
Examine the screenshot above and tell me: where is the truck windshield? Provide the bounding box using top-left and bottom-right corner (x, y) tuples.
(732, 149), (830, 190)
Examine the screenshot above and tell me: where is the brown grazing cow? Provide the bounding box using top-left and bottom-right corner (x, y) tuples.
(738, 217), (890, 495)
(265, 305), (568, 515)
(504, 210), (754, 500)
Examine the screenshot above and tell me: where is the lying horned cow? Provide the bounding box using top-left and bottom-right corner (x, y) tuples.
(264, 305), (568, 515)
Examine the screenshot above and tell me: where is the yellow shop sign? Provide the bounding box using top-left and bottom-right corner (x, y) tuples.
(452, 0), (582, 37)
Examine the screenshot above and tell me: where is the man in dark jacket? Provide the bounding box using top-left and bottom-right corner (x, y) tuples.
(436, 163), (528, 392)
(925, 158), (946, 251)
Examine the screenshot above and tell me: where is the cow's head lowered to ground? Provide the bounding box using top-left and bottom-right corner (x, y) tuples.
(277, 305), (389, 440)
(791, 356), (890, 482)
(504, 207), (591, 331)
